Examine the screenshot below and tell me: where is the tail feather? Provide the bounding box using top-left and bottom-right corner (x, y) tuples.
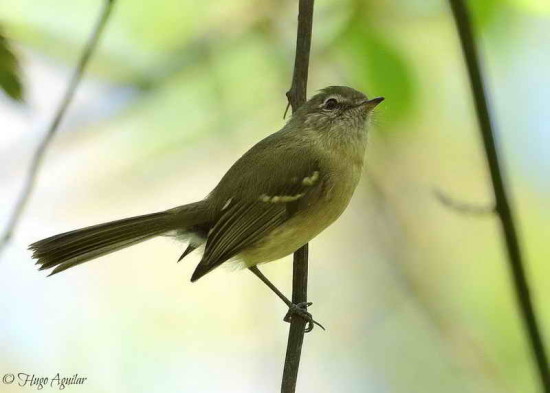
(33, 213), (166, 251)
(43, 234), (160, 276)
(30, 210), (185, 275)
(36, 216), (168, 264)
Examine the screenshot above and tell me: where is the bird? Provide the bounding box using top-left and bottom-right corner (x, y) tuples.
(29, 86), (384, 331)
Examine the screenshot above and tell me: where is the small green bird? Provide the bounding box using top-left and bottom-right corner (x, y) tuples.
(30, 86), (383, 330)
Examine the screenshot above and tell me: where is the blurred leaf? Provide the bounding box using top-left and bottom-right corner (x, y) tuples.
(0, 31), (24, 102)
(467, 0), (502, 28)
(506, 0), (550, 15)
(340, 23), (416, 123)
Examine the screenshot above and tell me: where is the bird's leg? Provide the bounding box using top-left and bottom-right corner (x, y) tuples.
(248, 265), (325, 332)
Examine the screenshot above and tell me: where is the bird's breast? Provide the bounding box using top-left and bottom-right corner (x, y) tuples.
(240, 156), (363, 266)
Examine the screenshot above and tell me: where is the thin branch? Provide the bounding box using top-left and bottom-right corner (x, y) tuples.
(282, 245), (310, 393)
(447, 0), (550, 391)
(281, 1), (314, 393)
(285, 1), (314, 113)
(433, 188), (495, 215)
(0, 0), (116, 257)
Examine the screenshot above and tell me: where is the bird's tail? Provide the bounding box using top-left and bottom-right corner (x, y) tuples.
(29, 201), (208, 276)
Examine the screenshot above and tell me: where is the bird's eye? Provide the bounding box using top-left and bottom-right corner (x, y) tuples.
(323, 98), (338, 110)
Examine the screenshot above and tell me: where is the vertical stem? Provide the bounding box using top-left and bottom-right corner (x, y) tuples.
(282, 245), (309, 393)
(285, 0), (314, 112)
(281, 1), (315, 392)
(0, 0), (116, 256)
(448, 1), (550, 391)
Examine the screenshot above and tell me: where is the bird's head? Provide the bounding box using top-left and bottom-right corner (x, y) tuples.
(292, 86), (384, 134)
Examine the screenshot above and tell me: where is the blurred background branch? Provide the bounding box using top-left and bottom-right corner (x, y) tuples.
(434, 188), (495, 215)
(447, 0), (550, 391)
(281, 1), (315, 392)
(0, 0), (116, 257)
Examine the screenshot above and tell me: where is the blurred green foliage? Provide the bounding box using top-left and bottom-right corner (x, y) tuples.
(340, 22), (416, 122)
(0, 30), (24, 102)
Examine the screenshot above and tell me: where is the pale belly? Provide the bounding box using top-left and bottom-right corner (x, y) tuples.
(239, 166), (361, 266)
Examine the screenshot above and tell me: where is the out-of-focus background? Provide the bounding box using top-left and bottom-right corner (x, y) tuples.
(1, 0), (549, 392)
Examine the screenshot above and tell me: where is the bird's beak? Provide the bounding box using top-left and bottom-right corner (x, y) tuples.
(362, 97), (384, 109)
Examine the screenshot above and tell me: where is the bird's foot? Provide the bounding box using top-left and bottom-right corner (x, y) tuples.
(283, 302), (325, 333)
